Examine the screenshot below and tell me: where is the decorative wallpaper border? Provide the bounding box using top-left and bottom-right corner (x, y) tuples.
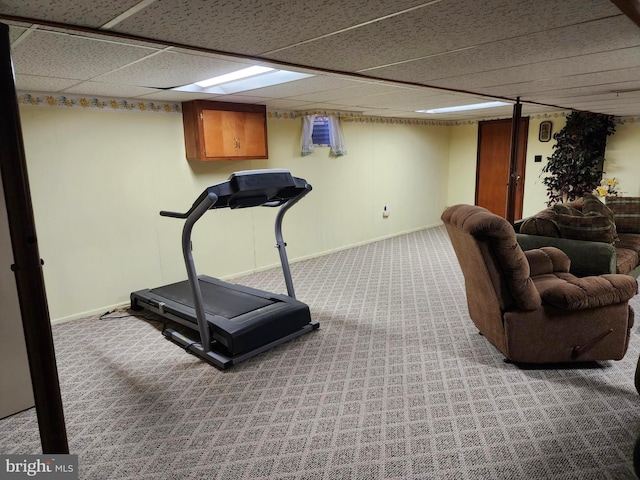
(18, 93), (181, 113)
(16, 93), (640, 125)
(268, 109), (575, 126)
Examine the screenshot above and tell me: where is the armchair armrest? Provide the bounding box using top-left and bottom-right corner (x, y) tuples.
(525, 247), (570, 277)
(517, 233), (617, 277)
(540, 274), (638, 310)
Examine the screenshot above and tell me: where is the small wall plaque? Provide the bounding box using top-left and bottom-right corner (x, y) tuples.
(539, 121), (552, 142)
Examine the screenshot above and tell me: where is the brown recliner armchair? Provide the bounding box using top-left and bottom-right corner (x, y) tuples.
(442, 204), (638, 363)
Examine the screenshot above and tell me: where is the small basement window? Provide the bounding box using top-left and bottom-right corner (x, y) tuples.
(311, 116), (330, 146)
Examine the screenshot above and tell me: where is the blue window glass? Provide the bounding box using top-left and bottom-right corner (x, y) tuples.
(311, 116), (330, 146)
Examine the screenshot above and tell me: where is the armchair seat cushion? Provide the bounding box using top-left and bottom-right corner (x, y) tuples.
(616, 247), (639, 275)
(533, 273), (638, 310)
(617, 233), (640, 255)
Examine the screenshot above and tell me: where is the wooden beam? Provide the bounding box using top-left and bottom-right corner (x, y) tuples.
(505, 99), (522, 224)
(610, 0), (640, 28)
(0, 22), (68, 454)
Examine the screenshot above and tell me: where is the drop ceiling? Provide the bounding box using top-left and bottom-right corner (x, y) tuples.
(1, 0), (639, 120)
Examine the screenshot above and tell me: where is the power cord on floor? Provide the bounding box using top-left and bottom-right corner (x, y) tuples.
(99, 308), (169, 335)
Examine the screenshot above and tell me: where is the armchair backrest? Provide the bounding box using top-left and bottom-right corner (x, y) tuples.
(441, 205), (541, 315)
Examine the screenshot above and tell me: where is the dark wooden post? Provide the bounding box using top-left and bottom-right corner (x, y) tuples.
(0, 22), (69, 454)
(505, 98), (522, 224)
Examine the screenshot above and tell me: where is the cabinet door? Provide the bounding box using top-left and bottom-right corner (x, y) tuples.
(201, 110), (268, 159)
(238, 112), (267, 157)
(202, 110), (239, 158)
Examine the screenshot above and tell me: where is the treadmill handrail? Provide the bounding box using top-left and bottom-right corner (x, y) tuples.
(160, 210), (189, 219)
(275, 186), (311, 299)
(180, 190), (218, 351)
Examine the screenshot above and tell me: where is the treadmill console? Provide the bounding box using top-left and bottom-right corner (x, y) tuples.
(227, 169), (297, 209)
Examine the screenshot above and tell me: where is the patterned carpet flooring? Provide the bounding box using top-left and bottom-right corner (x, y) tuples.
(1, 225), (640, 479)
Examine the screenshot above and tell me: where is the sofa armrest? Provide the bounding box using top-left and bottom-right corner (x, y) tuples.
(525, 247), (571, 276)
(516, 233), (617, 277)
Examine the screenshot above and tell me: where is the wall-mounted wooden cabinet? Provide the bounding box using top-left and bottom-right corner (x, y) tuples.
(182, 100), (268, 161)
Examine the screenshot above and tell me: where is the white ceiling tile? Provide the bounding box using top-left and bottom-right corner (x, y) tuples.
(236, 76), (369, 99)
(136, 90), (223, 102)
(286, 83), (409, 102)
(262, 98), (315, 109)
(111, 0), (430, 55)
(298, 103), (370, 113)
(11, 29), (159, 79)
(365, 16), (640, 88)
(63, 81), (161, 98)
(425, 47), (640, 91)
(0, 0), (142, 28)
(94, 50), (256, 89)
(15, 74), (80, 92)
(8, 25), (27, 43)
(264, 0), (622, 72)
(210, 95), (271, 105)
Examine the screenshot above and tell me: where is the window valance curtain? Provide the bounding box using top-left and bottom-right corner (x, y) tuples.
(301, 114), (316, 156)
(327, 115), (347, 157)
(300, 114), (347, 157)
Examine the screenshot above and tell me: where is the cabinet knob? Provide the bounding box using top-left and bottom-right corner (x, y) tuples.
(234, 137), (241, 149)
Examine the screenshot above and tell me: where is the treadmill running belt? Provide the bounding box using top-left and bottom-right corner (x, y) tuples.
(151, 279), (276, 320)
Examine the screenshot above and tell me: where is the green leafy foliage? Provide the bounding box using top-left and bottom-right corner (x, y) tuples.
(541, 111), (616, 205)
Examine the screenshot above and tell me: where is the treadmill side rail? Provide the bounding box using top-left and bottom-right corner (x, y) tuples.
(164, 321), (319, 370)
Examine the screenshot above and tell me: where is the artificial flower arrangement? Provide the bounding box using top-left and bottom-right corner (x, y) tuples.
(594, 177), (619, 197)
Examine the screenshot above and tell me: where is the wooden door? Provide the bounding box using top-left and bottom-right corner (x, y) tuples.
(476, 117), (529, 219)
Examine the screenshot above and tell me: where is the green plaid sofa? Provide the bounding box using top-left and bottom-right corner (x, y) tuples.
(515, 195), (640, 278)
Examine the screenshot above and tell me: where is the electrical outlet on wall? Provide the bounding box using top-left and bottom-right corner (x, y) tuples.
(383, 205), (390, 218)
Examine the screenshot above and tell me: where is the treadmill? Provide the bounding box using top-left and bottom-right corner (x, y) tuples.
(130, 169), (318, 369)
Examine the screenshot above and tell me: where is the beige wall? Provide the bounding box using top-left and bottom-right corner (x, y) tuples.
(521, 115), (567, 217)
(16, 104), (640, 324)
(603, 121), (640, 197)
(443, 114), (640, 219)
(446, 123), (478, 207)
(19, 106), (450, 323)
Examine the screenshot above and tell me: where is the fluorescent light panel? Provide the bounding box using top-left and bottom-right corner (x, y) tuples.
(417, 101), (511, 114)
(195, 66), (275, 87)
(173, 66), (314, 94)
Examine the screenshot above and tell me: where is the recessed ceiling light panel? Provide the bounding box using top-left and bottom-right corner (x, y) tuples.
(416, 101), (511, 114)
(195, 66), (275, 88)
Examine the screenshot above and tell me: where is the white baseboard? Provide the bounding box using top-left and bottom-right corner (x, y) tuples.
(50, 301), (130, 325)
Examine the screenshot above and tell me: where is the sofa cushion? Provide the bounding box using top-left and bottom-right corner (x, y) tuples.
(606, 197), (640, 233)
(519, 208), (560, 237)
(555, 211), (617, 244)
(564, 197), (584, 210)
(582, 193), (618, 241)
(616, 247), (639, 275)
(553, 203), (582, 216)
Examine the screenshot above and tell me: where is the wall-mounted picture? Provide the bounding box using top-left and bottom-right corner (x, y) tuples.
(539, 121), (553, 142)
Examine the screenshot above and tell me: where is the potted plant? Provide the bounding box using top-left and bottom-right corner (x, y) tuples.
(541, 111), (616, 205)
